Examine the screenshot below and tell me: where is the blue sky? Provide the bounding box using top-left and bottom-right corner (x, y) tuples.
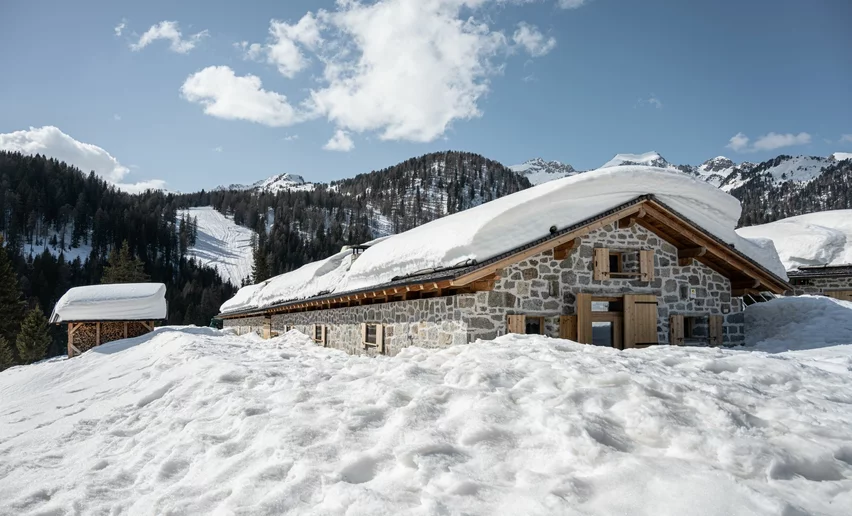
(0, 0), (850, 192)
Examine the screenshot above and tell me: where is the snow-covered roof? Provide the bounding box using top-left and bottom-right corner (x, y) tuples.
(50, 283), (168, 323)
(737, 210), (852, 271)
(221, 166), (787, 315)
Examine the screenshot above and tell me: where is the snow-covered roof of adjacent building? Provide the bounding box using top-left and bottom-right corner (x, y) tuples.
(50, 283), (168, 323)
(736, 210), (852, 272)
(220, 166), (789, 316)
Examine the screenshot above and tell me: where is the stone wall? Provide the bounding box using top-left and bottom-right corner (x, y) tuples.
(790, 276), (852, 297)
(225, 316), (266, 336)
(268, 296), (471, 357)
(464, 223), (744, 345)
(223, 222), (749, 352)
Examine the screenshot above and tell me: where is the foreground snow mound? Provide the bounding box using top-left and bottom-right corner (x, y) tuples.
(746, 296), (852, 352)
(2, 329), (851, 515)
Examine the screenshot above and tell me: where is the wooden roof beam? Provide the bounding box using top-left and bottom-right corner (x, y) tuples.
(553, 238), (581, 260)
(678, 246), (707, 266)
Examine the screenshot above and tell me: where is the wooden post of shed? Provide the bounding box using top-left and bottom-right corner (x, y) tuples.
(96, 322), (101, 346)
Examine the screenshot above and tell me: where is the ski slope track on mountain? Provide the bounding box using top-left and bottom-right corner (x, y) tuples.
(737, 210), (852, 270)
(2, 296), (852, 515)
(179, 207), (254, 286)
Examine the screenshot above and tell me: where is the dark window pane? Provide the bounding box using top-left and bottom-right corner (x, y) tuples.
(525, 317), (541, 335)
(592, 322), (613, 347)
(366, 324), (377, 344)
(609, 253), (621, 272)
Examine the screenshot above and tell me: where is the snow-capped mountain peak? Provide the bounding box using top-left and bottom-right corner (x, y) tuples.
(699, 156), (736, 172)
(830, 152), (852, 161)
(600, 151), (674, 170)
(221, 173), (315, 193)
(509, 157), (578, 185)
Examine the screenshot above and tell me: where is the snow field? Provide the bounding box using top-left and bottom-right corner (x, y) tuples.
(2, 303), (852, 514)
(179, 206), (255, 286)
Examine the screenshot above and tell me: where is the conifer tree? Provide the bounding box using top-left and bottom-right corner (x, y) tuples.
(0, 336), (17, 372)
(16, 306), (50, 364)
(102, 240), (149, 284)
(252, 242), (269, 283)
(0, 235), (26, 344)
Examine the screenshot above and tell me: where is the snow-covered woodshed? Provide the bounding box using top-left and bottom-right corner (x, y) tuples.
(218, 167), (791, 354)
(50, 283), (168, 357)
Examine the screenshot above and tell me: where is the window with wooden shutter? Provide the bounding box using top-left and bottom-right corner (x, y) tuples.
(639, 249), (655, 282)
(624, 294), (658, 348)
(593, 247), (610, 281)
(576, 292), (592, 344)
(669, 315), (685, 346)
(507, 315), (526, 334)
(559, 315), (578, 341)
(709, 315), (724, 346)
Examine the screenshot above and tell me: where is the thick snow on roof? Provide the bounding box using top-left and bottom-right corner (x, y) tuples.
(221, 166), (786, 314)
(737, 210), (852, 271)
(50, 283), (167, 323)
(2, 318), (852, 514)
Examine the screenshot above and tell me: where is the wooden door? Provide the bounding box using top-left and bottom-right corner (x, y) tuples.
(559, 315), (578, 341)
(576, 293), (592, 344)
(670, 315), (685, 346)
(624, 294), (658, 348)
(709, 315), (724, 347)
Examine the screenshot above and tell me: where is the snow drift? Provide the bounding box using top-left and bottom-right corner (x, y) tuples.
(49, 283), (167, 323)
(746, 296), (852, 352)
(1, 322), (851, 515)
(222, 166), (786, 314)
(737, 210), (852, 270)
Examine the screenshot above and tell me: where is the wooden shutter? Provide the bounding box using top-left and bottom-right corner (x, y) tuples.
(361, 323), (367, 346)
(593, 248), (610, 281)
(576, 293), (592, 344)
(639, 250), (655, 282)
(376, 324), (385, 354)
(709, 315), (724, 346)
(321, 325), (327, 346)
(559, 315), (578, 341)
(669, 315), (685, 346)
(507, 315), (526, 334)
(624, 294), (658, 348)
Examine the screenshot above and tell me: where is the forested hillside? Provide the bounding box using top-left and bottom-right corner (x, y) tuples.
(180, 151), (530, 282)
(0, 151), (236, 361)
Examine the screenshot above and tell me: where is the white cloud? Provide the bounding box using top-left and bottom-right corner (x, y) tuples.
(114, 20), (126, 37)
(0, 126), (165, 192)
(213, 146), (223, 153)
(840, 134), (852, 144)
(636, 94), (662, 109)
(235, 41), (264, 61)
(131, 21), (208, 54)
(323, 130), (354, 151)
(284, 134), (299, 141)
(180, 66), (302, 127)
(557, 0), (589, 8)
(113, 114), (122, 121)
(727, 132), (750, 152)
(267, 13), (323, 78)
(307, 0), (509, 142)
(512, 22), (556, 57)
(726, 131), (812, 153)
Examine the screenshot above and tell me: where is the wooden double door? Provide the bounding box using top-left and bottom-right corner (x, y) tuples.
(568, 293), (658, 349)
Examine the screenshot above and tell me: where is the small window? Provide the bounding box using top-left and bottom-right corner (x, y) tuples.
(609, 252), (623, 273)
(365, 324), (378, 345)
(684, 316), (708, 340)
(524, 316), (544, 335)
(314, 325), (324, 342)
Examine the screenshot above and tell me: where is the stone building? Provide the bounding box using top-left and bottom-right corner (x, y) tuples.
(50, 283), (168, 358)
(787, 265), (852, 299)
(220, 168), (790, 356)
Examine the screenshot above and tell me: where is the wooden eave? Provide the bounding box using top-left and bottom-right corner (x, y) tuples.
(218, 195), (791, 319)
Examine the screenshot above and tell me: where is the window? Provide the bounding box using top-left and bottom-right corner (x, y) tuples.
(365, 324), (377, 344)
(609, 252), (623, 273)
(314, 324), (324, 342)
(524, 316), (544, 335)
(362, 323), (384, 353)
(507, 315), (545, 335)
